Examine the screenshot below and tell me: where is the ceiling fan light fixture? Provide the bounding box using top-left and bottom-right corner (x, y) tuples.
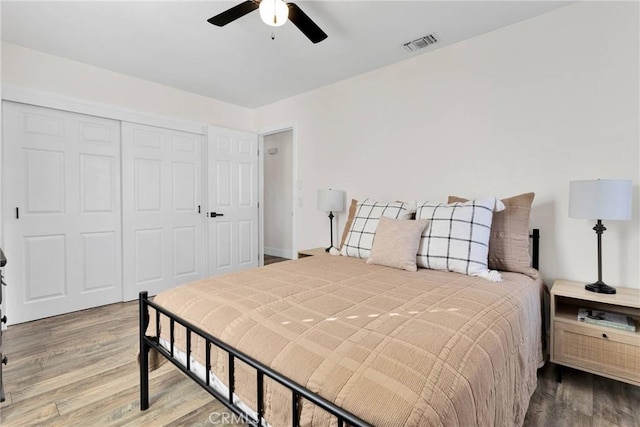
(259, 0), (288, 27)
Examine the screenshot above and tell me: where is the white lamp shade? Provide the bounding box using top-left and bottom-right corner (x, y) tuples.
(259, 0), (288, 27)
(317, 189), (345, 212)
(569, 179), (632, 220)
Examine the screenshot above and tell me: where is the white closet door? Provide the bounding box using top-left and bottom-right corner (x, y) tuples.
(2, 101), (122, 324)
(122, 122), (203, 300)
(207, 127), (259, 276)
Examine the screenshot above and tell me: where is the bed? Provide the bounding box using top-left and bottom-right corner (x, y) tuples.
(140, 195), (544, 426)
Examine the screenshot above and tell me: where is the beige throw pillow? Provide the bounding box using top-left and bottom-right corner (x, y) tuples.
(448, 192), (535, 274)
(366, 217), (429, 272)
(339, 199), (358, 251)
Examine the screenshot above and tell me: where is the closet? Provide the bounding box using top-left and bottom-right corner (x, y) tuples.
(2, 100), (258, 324)
(3, 102), (123, 323)
(121, 122), (203, 300)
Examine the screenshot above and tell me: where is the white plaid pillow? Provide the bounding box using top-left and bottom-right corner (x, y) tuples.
(341, 199), (416, 259)
(416, 198), (503, 281)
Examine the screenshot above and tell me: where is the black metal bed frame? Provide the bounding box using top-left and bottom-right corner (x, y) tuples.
(139, 293), (372, 427)
(139, 229), (541, 426)
(530, 229), (540, 270)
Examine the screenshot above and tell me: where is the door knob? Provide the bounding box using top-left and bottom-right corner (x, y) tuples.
(209, 212), (224, 218)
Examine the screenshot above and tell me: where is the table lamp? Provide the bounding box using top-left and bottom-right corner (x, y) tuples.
(317, 189), (345, 252)
(569, 179), (632, 294)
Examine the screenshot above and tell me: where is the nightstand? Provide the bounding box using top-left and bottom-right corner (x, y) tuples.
(550, 279), (640, 386)
(297, 247), (331, 258)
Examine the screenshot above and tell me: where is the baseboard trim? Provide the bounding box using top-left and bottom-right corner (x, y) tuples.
(264, 247), (293, 259)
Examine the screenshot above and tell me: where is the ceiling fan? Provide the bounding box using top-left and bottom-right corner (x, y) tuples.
(207, 0), (328, 44)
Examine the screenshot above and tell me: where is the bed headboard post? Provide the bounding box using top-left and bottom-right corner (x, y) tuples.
(531, 229), (540, 270)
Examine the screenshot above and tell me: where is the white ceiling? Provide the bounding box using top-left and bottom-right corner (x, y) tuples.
(1, 1), (572, 108)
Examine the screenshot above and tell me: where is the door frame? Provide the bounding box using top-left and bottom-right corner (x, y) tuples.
(258, 125), (298, 264)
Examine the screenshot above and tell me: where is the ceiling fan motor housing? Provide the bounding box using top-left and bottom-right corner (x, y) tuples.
(208, 0), (328, 44)
(259, 0), (288, 27)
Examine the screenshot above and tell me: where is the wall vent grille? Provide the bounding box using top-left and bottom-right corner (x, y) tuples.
(403, 34), (438, 52)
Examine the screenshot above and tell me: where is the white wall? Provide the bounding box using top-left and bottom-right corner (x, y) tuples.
(255, 2), (640, 288)
(2, 3), (638, 288)
(1, 41), (253, 131)
(263, 130), (294, 258)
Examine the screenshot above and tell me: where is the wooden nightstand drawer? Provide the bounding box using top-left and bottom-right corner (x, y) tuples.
(553, 321), (640, 383)
(550, 279), (640, 386)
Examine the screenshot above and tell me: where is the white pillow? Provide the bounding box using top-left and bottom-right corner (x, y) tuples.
(341, 199), (416, 259)
(415, 197), (504, 282)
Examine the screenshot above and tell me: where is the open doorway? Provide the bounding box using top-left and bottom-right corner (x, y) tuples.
(261, 129), (294, 265)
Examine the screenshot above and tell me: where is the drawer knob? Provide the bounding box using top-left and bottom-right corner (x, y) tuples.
(602, 333), (608, 339)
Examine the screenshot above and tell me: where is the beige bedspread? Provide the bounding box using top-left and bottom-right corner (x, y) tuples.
(148, 255), (544, 427)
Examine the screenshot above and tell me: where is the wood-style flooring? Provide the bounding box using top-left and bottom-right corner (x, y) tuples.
(263, 255), (289, 266)
(1, 300), (639, 426)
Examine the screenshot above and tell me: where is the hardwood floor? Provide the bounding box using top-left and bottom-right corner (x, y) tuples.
(263, 255), (289, 266)
(524, 363), (640, 426)
(1, 302), (239, 427)
(1, 301), (639, 426)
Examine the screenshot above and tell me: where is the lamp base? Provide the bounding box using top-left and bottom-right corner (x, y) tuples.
(585, 281), (617, 294)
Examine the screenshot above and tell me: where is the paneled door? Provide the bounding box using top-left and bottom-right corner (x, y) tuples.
(122, 122), (204, 300)
(2, 101), (122, 324)
(207, 127), (259, 276)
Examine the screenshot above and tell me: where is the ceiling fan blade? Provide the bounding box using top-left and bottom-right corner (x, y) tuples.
(207, 1), (259, 27)
(287, 3), (327, 44)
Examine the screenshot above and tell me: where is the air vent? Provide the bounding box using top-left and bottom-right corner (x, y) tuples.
(403, 34), (438, 52)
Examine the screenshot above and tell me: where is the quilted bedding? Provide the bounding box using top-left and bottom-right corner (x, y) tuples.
(147, 254), (544, 426)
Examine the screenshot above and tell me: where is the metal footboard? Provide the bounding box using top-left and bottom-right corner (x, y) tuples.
(139, 291), (371, 427)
